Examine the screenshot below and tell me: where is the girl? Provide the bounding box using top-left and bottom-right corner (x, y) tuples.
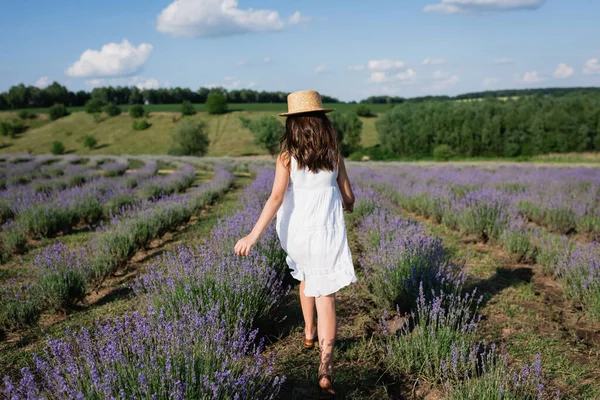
(234, 90), (358, 396)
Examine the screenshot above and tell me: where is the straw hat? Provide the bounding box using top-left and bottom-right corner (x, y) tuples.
(278, 90), (334, 116)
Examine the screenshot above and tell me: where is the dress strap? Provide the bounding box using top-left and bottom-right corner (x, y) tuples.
(290, 155), (298, 172)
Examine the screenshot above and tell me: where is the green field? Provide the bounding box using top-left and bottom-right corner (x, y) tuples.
(7, 103), (395, 115)
(0, 110), (380, 156)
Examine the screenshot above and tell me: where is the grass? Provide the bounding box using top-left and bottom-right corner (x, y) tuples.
(0, 110), (380, 157)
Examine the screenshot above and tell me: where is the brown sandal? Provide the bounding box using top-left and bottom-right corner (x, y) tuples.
(303, 337), (316, 349)
(318, 374), (335, 396)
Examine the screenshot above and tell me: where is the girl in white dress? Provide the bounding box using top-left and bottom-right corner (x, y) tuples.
(234, 90), (357, 396)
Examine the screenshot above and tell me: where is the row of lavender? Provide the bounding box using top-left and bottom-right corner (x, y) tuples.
(0, 167), (234, 336)
(352, 164), (600, 321)
(0, 160), (203, 262)
(350, 175), (551, 399)
(3, 169), (287, 399)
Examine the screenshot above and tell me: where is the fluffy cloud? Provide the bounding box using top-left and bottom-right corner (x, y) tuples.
(493, 57), (515, 65)
(315, 65), (330, 74)
(347, 65), (365, 71)
(518, 71), (545, 83)
(424, 0), (544, 14)
(35, 77), (51, 89)
(583, 58), (600, 75)
(483, 77), (500, 87)
(288, 11), (311, 24)
(369, 69), (417, 84)
(157, 0), (293, 37)
(428, 71), (459, 91)
(368, 59), (406, 71)
(422, 58), (446, 66)
(66, 40), (153, 78)
(84, 76), (162, 89)
(553, 63), (574, 79)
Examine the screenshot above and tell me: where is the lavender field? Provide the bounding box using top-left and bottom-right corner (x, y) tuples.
(1, 156), (599, 399)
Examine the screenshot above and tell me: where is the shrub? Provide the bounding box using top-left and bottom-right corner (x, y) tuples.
(49, 104), (69, 120)
(10, 119), (26, 134)
(0, 289), (41, 333)
(17, 110), (36, 119)
(329, 111), (363, 157)
(433, 144), (454, 161)
(129, 104), (145, 118)
(132, 119), (150, 131)
(168, 119), (210, 156)
(245, 116), (283, 156)
(35, 244), (88, 311)
(84, 99), (103, 114)
(82, 134), (97, 150)
(181, 100), (196, 116)
(355, 104), (373, 117)
(103, 102), (122, 117)
(206, 92), (228, 115)
(50, 140), (66, 155)
(0, 122), (15, 138)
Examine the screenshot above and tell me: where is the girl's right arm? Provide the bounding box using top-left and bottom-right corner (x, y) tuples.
(336, 157), (355, 213)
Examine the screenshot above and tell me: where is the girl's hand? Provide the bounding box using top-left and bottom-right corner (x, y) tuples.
(234, 234), (258, 256)
(343, 202), (354, 214)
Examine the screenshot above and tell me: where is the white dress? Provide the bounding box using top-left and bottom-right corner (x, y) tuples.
(276, 156), (357, 297)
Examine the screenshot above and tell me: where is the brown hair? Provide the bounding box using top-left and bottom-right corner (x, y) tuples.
(280, 112), (340, 172)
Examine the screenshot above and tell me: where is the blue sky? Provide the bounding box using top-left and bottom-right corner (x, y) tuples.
(1, 0), (599, 101)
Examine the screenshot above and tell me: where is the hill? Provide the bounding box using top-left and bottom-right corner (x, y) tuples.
(0, 110), (379, 157)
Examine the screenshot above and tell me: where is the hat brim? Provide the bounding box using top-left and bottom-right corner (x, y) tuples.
(278, 108), (334, 117)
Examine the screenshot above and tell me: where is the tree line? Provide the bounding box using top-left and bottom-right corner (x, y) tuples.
(0, 82), (340, 110)
(375, 93), (600, 159)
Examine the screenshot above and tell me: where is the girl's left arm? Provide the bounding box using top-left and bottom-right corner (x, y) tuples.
(234, 154), (290, 256)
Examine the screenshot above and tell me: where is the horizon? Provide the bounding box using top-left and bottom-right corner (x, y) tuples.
(1, 0), (600, 102)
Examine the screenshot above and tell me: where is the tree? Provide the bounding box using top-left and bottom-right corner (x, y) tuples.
(244, 116), (283, 156)
(329, 112), (363, 156)
(103, 102), (121, 117)
(132, 119), (150, 131)
(206, 92), (228, 115)
(85, 99), (103, 114)
(355, 105), (373, 117)
(48, 104), (69, 121)
(433, 144), (454, 161)
(168, 119), (209, 156)
(51, 141), (65, 155)
(82, 135), (97, 150)
(129, 104), (145, 118)
(181, 100), (196, 116)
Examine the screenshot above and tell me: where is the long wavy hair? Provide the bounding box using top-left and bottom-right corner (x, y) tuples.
(280, 112), (340, 172)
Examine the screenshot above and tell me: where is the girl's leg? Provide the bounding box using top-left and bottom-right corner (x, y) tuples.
(299, 280), (316, 339)
(315, 293), (336, 389)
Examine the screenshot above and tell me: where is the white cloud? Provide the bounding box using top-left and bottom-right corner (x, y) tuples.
(368, 69), (417, 84)
(553, 63), (574, 79)
(433, 70), (450, 79)
(368, 59), (406, 71)
(263, 56), (271, 64)
(235, 56), (271, 67)
(518, 71), (545, 83)
(157, 0), (287, 38)
(583, 58), (600, 75)
(483, 77), (500, 87)
(84, 76), (163, 89)
(347, 65), (365, 71)
(429, 75), (459, 91)
(424, 0), (544, 14)
(288, 11), (311, 25)
(35, 77), (51, 89)
(66, 40), (153, 78)
(422, 58), (446, 66)
(130, 77), (161, 90)
(315, 65), (330, 73)
(247, 81), (258, 88)
(224, 76), (237, 81)
(494, 57), (515, 65)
